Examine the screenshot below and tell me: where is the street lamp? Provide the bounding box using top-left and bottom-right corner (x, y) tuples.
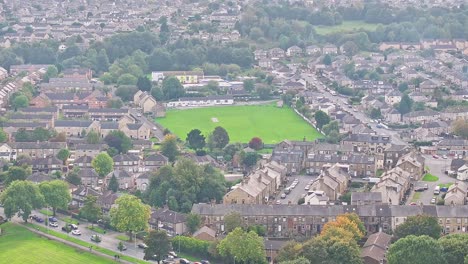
(270, 244), (273, 264)
(234, 256), (237, 264)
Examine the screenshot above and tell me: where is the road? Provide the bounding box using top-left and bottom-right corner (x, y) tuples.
(277, 175), (317, 204)
(128, 108), (165, 142)
(302, 73), (407, 145)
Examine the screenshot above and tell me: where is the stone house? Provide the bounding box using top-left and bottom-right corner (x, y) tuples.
(383, 144), (411, 169)
(351, 192), (383, 206)
(144, 153), (169, 171)
(107, 169), (135, 190)
(444, 182), (467, 206)
(97, 191), (121, 215)
(384, 90), (402, 105)
(361, 232), (392, 264)
(113, 154), (141, 173)
(78, 168), (100, 187)
(29, 155), (62, 173)
(149, 207), (187, 236)
(402, 110), (440, 124)
(136, 172), (151, 192)
(342, 134), (392, 154)
(12, 142), (66, 159)
(54, 120), (100, 137)
(71, 186), (102, 208)
(0, 143), (17, 161)
(286, 46), (302, 57)
(121, 123), (151, 140)
(371, 167), (411, 205)
(395, 152), (425, 180)
(73, 155), (93, 168)
(193, 226), (217, 241)
(73, 143), (107, 160)
(309, 164), (350, 200)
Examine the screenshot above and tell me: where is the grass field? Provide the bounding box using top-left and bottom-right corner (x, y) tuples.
(422, 173), (439, 182)
(157, 104), (322, 144)
(0, 223), (114, 264)
(315, 21), (380, 35)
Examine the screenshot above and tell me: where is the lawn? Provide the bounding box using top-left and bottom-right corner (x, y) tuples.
(0, 223), (114, 264)
(422, 173), (439, 182)
(157, 104), (322, 144)
(39, 209), (53, 216)
(116, 235), (130, 241)
(87, 226), (106, 234)
(24, 223), (146, 264)
(438, 183), (454, 188)
(315, 20), (380, 35)
(62, 217), (80, 225)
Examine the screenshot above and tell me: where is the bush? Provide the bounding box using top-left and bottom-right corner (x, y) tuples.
(171, 236), (211, 258)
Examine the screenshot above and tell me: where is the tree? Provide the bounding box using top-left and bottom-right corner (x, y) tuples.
(104, 130), (132, 154)
(66, 168), (81, 185)
(162, 76), (184, 100)
(0, 180), (45, 222)
(321, 215), (364, 242)
(280, 258), (311, 264)
(241, 152), (259, 168)
(387, 235), (445, 264)
(44, 65), (58, 82)
(217, 228), (267, 264)
(11, 94), (29, 109)
(56, 149), (70, 165)
(186, 213), (201, 234)
(212, 126), (230, 149)
(224, 212), (243, 233)
(108, 174), (119, 193)
(276, 241), (303, 263)
(248, 137), (263, 150)
(0, 129), (7, 142)
(370, 108), (382, 119)
(394, 215), (442, 240)
(243, 79), (255, 92)
(397, 94), (413, 115)
(314, 110), (331, 129)
(186, 129), (206, 150)
(322, 120), (339, 136)
(302, 235), (362, 264)
(148, 49), (173, 71)
(80, 195), (102, 227)
(4, 166), (30, 185)
(106, 98), (123, 109)
(117, 73), (138, 86)
(39, 180), (71, 216)
(118, 241), (125, 252)
(137, 76), (152, 92)
(92, 152), (114, 178)
(256, 84), (271, 100)
(144, 230), (170, 263)
(342, 41), (359, 56)
(110, 194), (151, 240)
(115, 85), (138, 102)
(452, 119), (468, 139)
(87, 130), (101, 144)
(323, 54), (332, 65)
(439, 234), (468, 264)
(161, 134), (179, 162)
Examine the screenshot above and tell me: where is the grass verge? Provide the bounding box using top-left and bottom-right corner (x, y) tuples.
(422, 173), (439, 182)
(24, 223), (146, 264)
(411, 192), (422, 202)
(62, 217), (80, 225)
(116, 235), (131, 241)
(39, 209), (53, 216)
(87, 226), (106, 234)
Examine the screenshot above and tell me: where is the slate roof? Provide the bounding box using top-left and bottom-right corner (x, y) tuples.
(55, 120), (93, 128)
(100, 122), (119, 130)
(145, 153), (168, 162)
(12, 142), (66, 149)
(150, 208), (187, 224)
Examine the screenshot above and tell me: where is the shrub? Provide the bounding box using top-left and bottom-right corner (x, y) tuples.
(171, 236), (211, 258)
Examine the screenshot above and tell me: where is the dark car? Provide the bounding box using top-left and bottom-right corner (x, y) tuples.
(48, 217), (58, 223)
(34, 217), (44, 223)
(61, 226), (71, 232)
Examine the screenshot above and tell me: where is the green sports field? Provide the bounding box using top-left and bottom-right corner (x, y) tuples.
(0, 223), (114, 264)
(157, 104), (322, 144)
(315, 21), (380, 35)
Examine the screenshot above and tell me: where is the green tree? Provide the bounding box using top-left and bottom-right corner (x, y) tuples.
(397, 94), (414, 115)
(56, 148), (70, 165)
(106, 98), (124, 109)
(302, 235), (362, 264)
(256, 84), (271, 100)
(86, 130), (101, 144)
(66, 168), (81, 185)
(217, 228), (267, 264)
(108, 174), (119, 193)
(161, 134), (179, 162)
(148, 49), (173, 71)
(162, 76), (184, 100)
(0, 180), (45, 222)
(80, 195), (102, 227)
(280, 258), (310, 264)
(11, 94), (29, 109)
(0, 128), (7, 142)
(186, 213), (201, 234)
(110, 194), (151, 240)
(370, 108), (382, 119)
(44, 65), (58, 82)
(144, 230), (170, 263)
(137, 76), (152, 92)
(115, 85), (138, 102)
(388, 235), (446, 264)
(452, 119), (468, 139)
(104, 130), (132, 153)
(118, 241), (125, 252)
(96, 49), (110, 73)
(224, 212), (243, 233)
(39, 180), (71, 216)
(394, 215), (442, 240)
(117, 73), (138, 86)
(186, 129), (206, 150)
(4, 166), (30, 185)
(92, 152), (114, 178)
(243, 79), (255, 92)
(314, 110), (331, 129)
(323, 54), (332, 65)
(439, 234), (468, 264)
(241, 152), (259, 168)
(322, 120), (339, 135)
(212, 126), (229, 149)
(276, 241), (303, 263)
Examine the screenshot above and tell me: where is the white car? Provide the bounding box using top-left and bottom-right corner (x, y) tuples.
(431, 197), (437, 204)
(71, 229), (81, 236)
(276, 200), (281, 205)
(442, 155), (447, 159)
(304, 185), (310, 190)
(49, 222), (59, 227)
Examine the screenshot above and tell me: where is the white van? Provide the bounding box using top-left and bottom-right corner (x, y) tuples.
(434, 186), (440, 195)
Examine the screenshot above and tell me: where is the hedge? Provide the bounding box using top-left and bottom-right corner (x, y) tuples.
(171, 236), (211, 257)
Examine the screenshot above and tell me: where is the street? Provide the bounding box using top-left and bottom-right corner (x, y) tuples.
(278, 175), (317, 204)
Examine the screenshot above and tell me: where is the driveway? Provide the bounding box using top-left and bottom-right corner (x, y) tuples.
(277, 175), (317, 204)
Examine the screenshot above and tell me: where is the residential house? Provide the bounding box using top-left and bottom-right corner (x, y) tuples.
(304, 191), (329, 205)
(71, 186), (102, 208)
(322, 44), (338, 54)
(107, 169), (134, 190)
(306, 45), (321, 55)
(54, 120), (99, 137)
(385, 90), (402, 105)
(361, 232), (392, 264)
(29, 155), (62, 173)
(89, 108), (128, 121)
(99, 122), (120, 138)
(144, 153), (168, 171)
(457, 165), (468, 181)
(351, 192), (383, 206)
(286, 46), (302, 57)
(309, 164), (350, 200)
(12, 142), (66, 158)
(133, 90), (160, 114)
(27, 172), (51, 184)
(73, 155), (92, 168)
(402, 110), (440, 124)
(73, 144), (107, 159)
(395, 152), (425, 180)
(437, 139), (468, 157)
(97, 191), (121, 215)
(383, 144), (411, 169)
(444, 182), (467, 205)
(149, 207), (187, 236)
(371, 167), (411, 205)
(193, 226), (217, 241)
(121, 123), (151, 140)
(0, 143), (16, 161)
(113, 154), (140, 172)
(342, 134), (392, 154)
(78, 168), (100, 187)
(136, 172), (151, 192)
(305, 153), (376, 177)
(269, 48), (285, 59)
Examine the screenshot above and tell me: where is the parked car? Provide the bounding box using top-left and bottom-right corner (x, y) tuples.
(168, 251), (177, 258)
(432, 155), (439, 159)
(48, 217), (58, 223)
(34, 217), (44, 223)
(276, 200), (281, 205)
(431, 197), (437, 204)
(68, 224), (78, 230)
(61, 226), (71, 232)
(91, 234), (102, 242)
(280, 193), (286, 199)
(442, 155), (447, 159)
(305, 184), (310, 190)
(201, 261), (211, 264)
(49, 222), (59, 227)
(71, 229), (81, 236)
(138, 243), (148, 249)
(179, 259), (190, 264)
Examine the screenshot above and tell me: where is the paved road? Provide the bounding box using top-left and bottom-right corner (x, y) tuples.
(304, 73), (407, 145)
(129, 108), (165, 142)
(277, 175), (317, 204)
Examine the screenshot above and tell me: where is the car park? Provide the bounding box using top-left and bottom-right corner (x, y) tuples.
(71, 229), (81, 236)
